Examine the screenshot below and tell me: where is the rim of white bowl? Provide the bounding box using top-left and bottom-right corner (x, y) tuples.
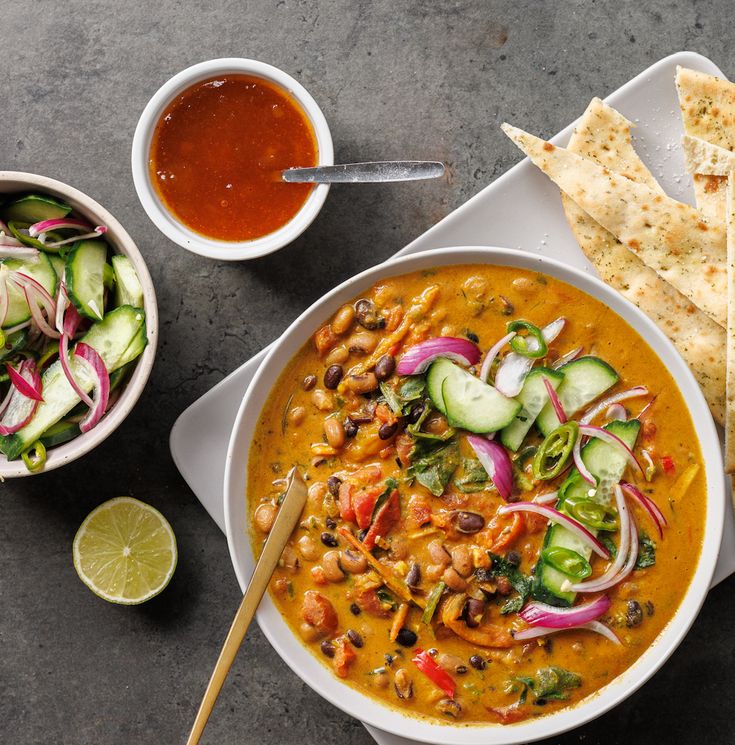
(224, 246), (724, 744)
(131, 57), (334, 262)
(0, 171), (158, 478)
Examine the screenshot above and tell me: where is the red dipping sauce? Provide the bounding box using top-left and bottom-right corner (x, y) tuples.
(149, 74), (318, 242)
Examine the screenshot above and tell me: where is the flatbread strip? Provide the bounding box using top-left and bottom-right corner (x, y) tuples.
(501, 122), (728, 328)
(682, 134), (735, 176)
(676, 66), (735, 222)
(560, 98), (725, 424)
(726, 171), (735, 472)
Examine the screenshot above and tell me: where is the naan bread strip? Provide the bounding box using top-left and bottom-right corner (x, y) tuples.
(561, 99), (725, 424)
(726, 171), (735, 472)
(501, 122), (727, 327)
(682, 135), (735, 175)
(676, 66), (735, 222)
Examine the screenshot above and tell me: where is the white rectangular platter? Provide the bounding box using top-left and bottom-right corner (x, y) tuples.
(170, 51), (735, 745)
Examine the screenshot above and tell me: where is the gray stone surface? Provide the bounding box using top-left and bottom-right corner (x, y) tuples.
(1, 1), (733, 743)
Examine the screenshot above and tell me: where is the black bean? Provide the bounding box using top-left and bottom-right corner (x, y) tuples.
(379, 422), (398, 440)
(384, 653), (394, 666)
(626, 600), (644, 628)
(320, 641), (335, 657)
(396, 628), (417, 647)
(406, 563), (421, 590)
(324, 365), (343, 389)
(347, 629), (364, 648)
(374, 354), (396, 381)
(464, 598), (485, 628)
(456, 511), (485, 534)
(325, 516), (337, 530)
(343, 418), (359, 438)
(466, 331), (479, 343)
(320, 532), (338, 547)
(469, 655), (486, 671)
(302, 374), (317, 391)
(474, 568), (493, 583)
(327, 475), (342, 496)
(405, 402), (424, 425)
(506, 550), (522, 567)
(350, 603), (361, 616)
(355, 299), (385, 330)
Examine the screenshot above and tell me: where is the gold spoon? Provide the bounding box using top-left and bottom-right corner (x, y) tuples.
(186, 467), (308, 745)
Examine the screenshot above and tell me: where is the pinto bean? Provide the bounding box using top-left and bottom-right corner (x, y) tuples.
(406, 563), (421, 590)
(442, 566), (467, 592)
(341, 549), (368, 574)
(324, 417), (346, 448)
(297, 535), (320, 561)
(436, 698), (462, 718)
(451, 545), (473, 578)
(332, 304), (356, 335)
(325, 345), (349, 365)
(322, 550), (345, 582)
(436, 653), (468, 674)
(428, 539), (451, 566)
(287, 406), (306, 427)
(354, 299), (385, 330)
(254, 503), (277, 533)
(311, 388), (335, 411)
(307, 481), (328, 510)
(344, 372), (379, 394)
(347, 330), (379, 354)
(394, 668), (413, 700)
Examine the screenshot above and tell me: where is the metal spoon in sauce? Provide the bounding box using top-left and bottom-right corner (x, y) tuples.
(282, 160), (445, 183)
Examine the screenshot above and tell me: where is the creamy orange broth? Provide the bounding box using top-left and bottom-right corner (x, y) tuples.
(247, 265), (705, 725)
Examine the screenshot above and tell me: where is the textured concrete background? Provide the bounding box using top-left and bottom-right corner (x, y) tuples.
(1, 1), (733, 743)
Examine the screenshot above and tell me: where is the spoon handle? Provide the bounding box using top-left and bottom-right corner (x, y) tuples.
(186, 468), (307, 745)
(282, 160), (445, 183)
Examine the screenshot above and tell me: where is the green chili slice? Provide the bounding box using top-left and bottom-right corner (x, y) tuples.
(541, 546), (592, 579)
(21, 440), (46, 473)
(421, 581), (446, 624)
(508, 320), (547, 359)
(569, 499), (618, 531)
(532, 422), (578, 481)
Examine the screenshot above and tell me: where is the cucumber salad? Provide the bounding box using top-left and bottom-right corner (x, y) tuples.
(0, 192), (147, 472)
(395, 316), (671, 635)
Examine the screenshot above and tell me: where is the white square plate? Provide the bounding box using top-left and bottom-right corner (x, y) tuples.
(170, 51), (735, 745)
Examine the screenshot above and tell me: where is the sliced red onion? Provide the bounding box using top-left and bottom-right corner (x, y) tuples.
(6, 362), (43, 401)
(534, 490), (559, 504)
(512, 620), (621, 645)
(59, 299), (93, 408)
(551, 346), (584, 370)
(12, 271), (58, 312)
(567, 486), (636, 593)
(572, 430), (596, 485)
(21, 285), (60, 339)
(495, 318), (566, 397)
(0, 360), (41, 435)
(580, 387), (649, 425)
(543, 376), (567, 423)
(520, 594), (611, 628)
(498, 502), (610, 559)
(0, 272), (8, 328)
(74, 342), (110, 432)
(44, 227), (107, 248)
(28, 217), (93, 237)
(620, 481), (667, 538)
(3, 320), (32, 335)
(395, 337), (481, 375)
(467, 434), (513, 500)
(606, 403), (627, 422)
(56, 283), (70, 334)
(0, 382), (14, 419)
(479, 331), (515, 383)
(578, 424), (643, 477)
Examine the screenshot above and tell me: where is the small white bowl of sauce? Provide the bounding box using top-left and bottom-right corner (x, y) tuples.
(131, 58), (333, 261)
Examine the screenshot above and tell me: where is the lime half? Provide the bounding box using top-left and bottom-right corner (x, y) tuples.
(73, 497), (177, 605)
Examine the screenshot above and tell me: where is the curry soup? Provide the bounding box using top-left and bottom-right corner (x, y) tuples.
(247, 264), (705, 725)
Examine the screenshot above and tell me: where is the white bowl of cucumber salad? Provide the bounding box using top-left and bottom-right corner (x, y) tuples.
(0, 172), (157, 477)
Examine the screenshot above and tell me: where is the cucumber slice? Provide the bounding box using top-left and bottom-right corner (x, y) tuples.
(435, 363), (521, 434)
(500, 367), (564, 451)
(532, 419), (641, 606)
(112, 255), (144, 308)
(536, 356), (619, 436)
(115, 322), (148, 369)
(66, 239), (108, 320)
(0, 306), (145, 459)
(39, 419), (80, 448)
(426, 358), (458, 414)
(49, 254), (65, 282)
(2, 194), (71, 224)
(1, 253), (57, 328)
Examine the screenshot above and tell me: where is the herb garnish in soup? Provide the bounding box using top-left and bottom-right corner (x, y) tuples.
(248, 265), (705, 724)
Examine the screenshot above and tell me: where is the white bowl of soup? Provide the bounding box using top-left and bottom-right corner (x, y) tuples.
(224, 246), (723, 744)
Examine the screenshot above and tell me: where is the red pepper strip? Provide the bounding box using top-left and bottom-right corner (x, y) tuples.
(338, 481), (355, 523)
(353, 484), (383, 530)
(412, 650), (456, 698)
(661, 455), (675, 474)
(363, 489), (400, 550)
